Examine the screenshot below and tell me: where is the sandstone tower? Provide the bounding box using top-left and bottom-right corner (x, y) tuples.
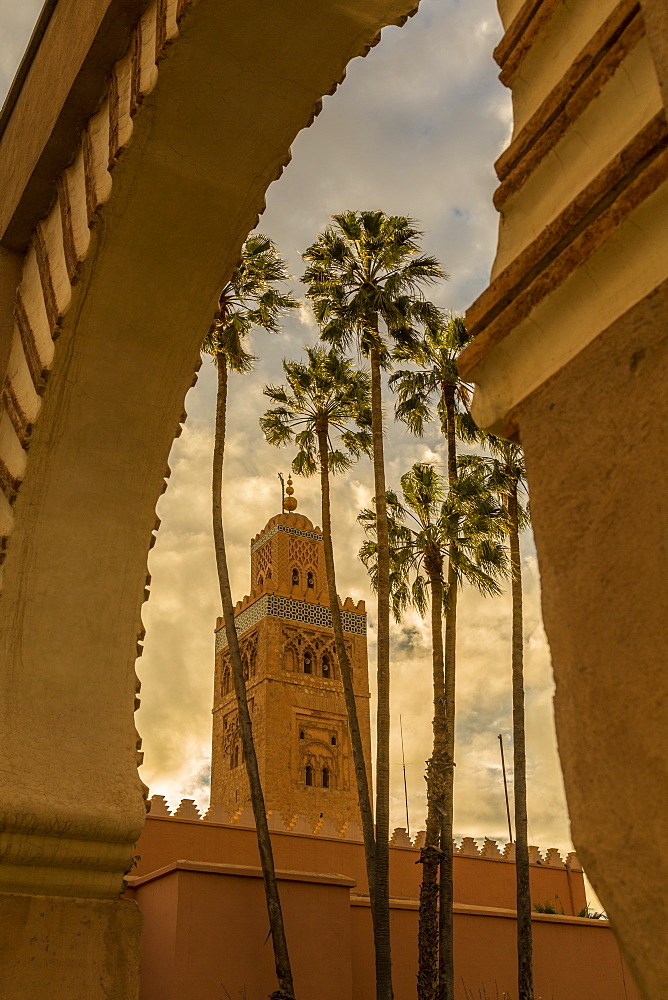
(211, 485), (371, 828)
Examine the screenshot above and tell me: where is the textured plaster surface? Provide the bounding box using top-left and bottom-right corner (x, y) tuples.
(641, 0), (668, 103)
(0, 893), (142, 1000)
(519, 281), (668, 1000)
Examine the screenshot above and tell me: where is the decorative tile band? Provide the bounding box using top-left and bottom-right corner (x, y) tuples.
(251, 523), (322, 554)
(215, 594), (367, 651)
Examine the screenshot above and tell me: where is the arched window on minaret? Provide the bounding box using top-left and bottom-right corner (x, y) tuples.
(222, 666), (231, 695)
(321, 655), (330, 678)
(307, 571), (314, 589)
(303, 651), (312, 674)
(258, 574), (264, 587)
(331, 734), (337, 746)
(292, 568), (300, 586)
(305, 765), (313, 786)
(322, 767), (330, 789)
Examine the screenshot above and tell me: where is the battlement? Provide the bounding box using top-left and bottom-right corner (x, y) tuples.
(147, 796), (582, 871)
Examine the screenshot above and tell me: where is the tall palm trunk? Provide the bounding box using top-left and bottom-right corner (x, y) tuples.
(317, 424), (378, 918)
(439, 384), (458, 1000)
(212, 356), (295, 1000)
(508, 477), (534, 1000)
(369, 342), (393, 1000)
(417, 562), (446, 1000)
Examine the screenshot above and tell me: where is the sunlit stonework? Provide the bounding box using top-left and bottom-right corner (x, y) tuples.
(211, 499), (371, 827)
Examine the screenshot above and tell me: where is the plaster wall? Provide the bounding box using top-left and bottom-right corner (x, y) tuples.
(0, 893), (142, 1000)
(129, 861), (638, 1000)
(518, 280), (668, 1000)
(134, 814), (587, 914)
(349, 900), (640, 1000)
(130, 862), (354, 1000)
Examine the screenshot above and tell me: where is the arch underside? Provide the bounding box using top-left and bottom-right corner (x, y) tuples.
(0, 0), (419, 900)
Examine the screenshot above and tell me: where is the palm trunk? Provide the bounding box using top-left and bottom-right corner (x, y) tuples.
(317, 425), (377, 917)
(439, 384), (458, 1000)
(369, 342), (393, 1000)
(508, 477), (534, 1000)
(417, 564), (446, 1000)
(439, 560), (457, 1000)
(212, 356), (295, 1000)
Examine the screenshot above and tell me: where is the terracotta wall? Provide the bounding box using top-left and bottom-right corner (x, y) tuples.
(133, 814), (587, 914)
(128, 859), (640, 1000)
(129, 862), (354, 1000)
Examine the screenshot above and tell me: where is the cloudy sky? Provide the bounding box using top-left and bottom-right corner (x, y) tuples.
(2, 1), (575, 859)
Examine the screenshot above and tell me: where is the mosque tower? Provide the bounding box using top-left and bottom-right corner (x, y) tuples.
(210, 478), (372, 828)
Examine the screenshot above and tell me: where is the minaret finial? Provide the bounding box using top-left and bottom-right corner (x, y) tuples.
(278, 471), (285, 513)
(283, 475), (298, 513)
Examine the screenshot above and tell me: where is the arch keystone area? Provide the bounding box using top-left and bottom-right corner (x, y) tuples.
(0, 0), (419, 995)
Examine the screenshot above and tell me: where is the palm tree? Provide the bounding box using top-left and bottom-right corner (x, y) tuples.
(460, 443), (533, 1000)
(359, 463), (508, 1000)
(302, 211), (447, 1000)
(204, 233), (298, 1000)
(390, 316), (480, 999)
(259, 345), (378, 920)
(390, 314), (475, 475)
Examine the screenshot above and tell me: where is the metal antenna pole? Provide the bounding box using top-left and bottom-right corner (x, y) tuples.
(400, 714), (410, 838)
(278, 472), (285, 512)
(499, 733), (513, 844)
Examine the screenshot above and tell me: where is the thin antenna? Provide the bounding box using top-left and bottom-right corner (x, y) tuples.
(499, 733), (513, 844)
(278, 472), (285, 512)
(400, 714), (410, 838)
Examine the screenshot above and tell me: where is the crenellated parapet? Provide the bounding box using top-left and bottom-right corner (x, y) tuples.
(147, 796), (582, 869)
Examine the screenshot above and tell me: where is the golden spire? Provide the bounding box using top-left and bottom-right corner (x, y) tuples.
(283, 475), (298, 513)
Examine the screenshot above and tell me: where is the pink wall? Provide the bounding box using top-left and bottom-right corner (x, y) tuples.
(133, 816), (587, 915)
(348, 901), (639, 1000)
(129, 862), (640, 1000)
(129, 862), (354, 1000)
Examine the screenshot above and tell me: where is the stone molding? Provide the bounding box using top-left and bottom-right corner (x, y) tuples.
(461, 0), (667, 437)
(0, 0), (185, 569)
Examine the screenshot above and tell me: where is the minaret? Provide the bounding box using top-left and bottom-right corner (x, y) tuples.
(210, 480), (371, 828)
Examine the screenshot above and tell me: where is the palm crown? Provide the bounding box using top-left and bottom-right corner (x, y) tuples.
(358, 462), (509, 621)
(459, 439), (530, 529)
(260, 346), (372, 476)
(390, 315), (479, 440)
(202, 233), (298, 372)
(301, 211), (447, 359)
